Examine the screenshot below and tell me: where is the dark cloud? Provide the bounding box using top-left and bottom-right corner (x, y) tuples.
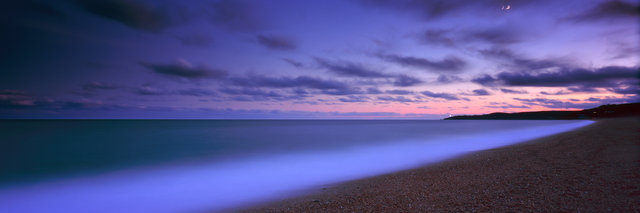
(81, 82), (120, 92)
(0, 90), (117, 112)
(420, 25), (523, 48)
(485, 102), (530, 109)
(379, 54), (467, 72)
(540, 90), (570, 95)
(566, 0), (640, 22)
(132, 86), (170, 96)
(228, 75), (372, 97)
(607, 86), (639, 94)
(292, 100), (319, 105)
(257, 35), (296, 50)
(386, 89), (414, 95)
(175, 34), (214, 47)
(500, 88), (528, 94)
(471, 89), (490, 96)
(0, 90), (27, 96)
(609, 42), (640, 60)
(292, 88), (309, 95)
(473, 66), (639, 88)
(377, 96), (419, 103)
(313, 58), (423, 87)
(74, 0), (176, 32)
(177, 88), (217, 97)
(207, 0), (263, 32)
(584, 96), (639, 104)
(132, 86), (217, 97)
(220, 87), (282, 98)
(357, 0), (471, 20)
(338, 95), (370, 103)
(465, 27), (520, 46)
(315, 58), (390, 78)
(417, 25), (526, 53)
(567, 86), (599, 93)
(219, 87), (306, 102)
(436, 75), (464, 84)
(421, 90), (467, 101)
(228, 74), (374, 96)
(0, 98), (35, 109)
(282, 58), (304, 68)
(228, 75), (350, 90)
(327, 111), (413, 118)
(141, 59), (228, 80)
(366, 88), (383, 94)
(514, 98), (600, 109)
(540, 86), (604, 95)
(360, 0), (555, 22)
(320, 87), (365, 96)
(515, 96), (638, 109)
(479, 47), (565, 70)
(0, 90), (36, 109)
(75, 82), (122, 97)
(471, 74), (497, 86)
(55, 100), (106, 110)
(421, 29), (456, 47)
(393, 75), (423, 87)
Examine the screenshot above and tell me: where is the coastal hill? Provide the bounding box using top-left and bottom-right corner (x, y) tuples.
(445, 102), (640, 120)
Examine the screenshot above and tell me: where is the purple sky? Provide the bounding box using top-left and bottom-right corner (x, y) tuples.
(1, 0), (638, 119)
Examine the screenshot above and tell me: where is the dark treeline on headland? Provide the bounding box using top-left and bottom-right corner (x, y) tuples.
(445, 103), (640, 120)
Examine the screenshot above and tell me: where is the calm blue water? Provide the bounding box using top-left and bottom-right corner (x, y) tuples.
(0, 120), (593, 212)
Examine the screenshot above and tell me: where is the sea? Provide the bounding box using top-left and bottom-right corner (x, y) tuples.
(0, 119), (593, 212)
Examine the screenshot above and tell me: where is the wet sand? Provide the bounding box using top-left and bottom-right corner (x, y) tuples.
(239, 117), (640, 212)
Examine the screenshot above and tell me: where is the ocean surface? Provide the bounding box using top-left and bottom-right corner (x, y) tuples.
(0, 120), (593, 212)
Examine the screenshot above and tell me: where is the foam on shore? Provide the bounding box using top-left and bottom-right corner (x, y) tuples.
(0, 120), (593, 212)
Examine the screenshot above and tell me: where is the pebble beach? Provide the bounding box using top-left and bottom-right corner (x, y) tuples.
(240, 117), (640, 212)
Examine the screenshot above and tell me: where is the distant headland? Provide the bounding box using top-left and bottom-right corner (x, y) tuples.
(445, 103), (640, 120)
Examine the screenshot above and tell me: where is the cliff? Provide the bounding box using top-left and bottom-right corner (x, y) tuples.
(445, 103), (640, 120)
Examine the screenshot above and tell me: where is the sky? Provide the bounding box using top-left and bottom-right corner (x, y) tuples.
(0, 0), (638, 119)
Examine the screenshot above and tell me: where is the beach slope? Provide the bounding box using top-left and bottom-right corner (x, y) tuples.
(241, 117), (639, 212)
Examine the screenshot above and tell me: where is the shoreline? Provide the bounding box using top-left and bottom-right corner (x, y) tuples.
(239, 117), (640, 212)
